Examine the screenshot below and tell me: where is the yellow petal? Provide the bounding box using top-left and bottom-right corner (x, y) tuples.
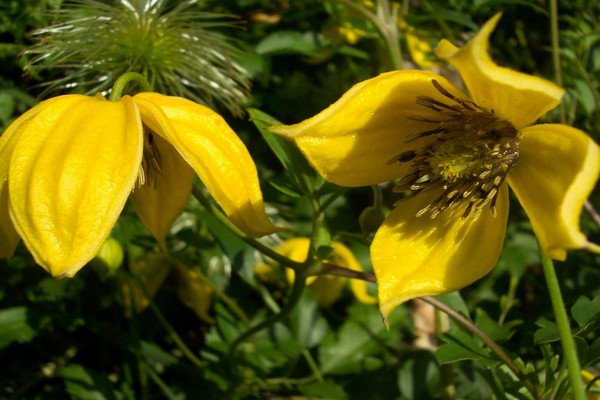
(269, 70), (465, 187)
(1, 96), (69, 258)
(330, 242), (377, 304)
(8, 95), (142, 277)
(133, 93), (279, 238)
(507, 124), (600, 260)
(371, 185), (509, 322)
(130, 133), (195, 250)
(435, 13), (563, 129)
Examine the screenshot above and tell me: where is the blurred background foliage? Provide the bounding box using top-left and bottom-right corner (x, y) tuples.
(1, 0), (600, 399)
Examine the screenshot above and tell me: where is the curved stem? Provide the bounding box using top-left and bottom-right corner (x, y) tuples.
(191, 185), (303, 270)
(421, 296), (543, 400)
(334, 0), (403, 69)
(131, 272), (206, 368)
(315, 263), (542, 400)
(371, 184), (383, 210)
(109, 72), (152, 101)
(228, 272), (307, 357)
(540, 252), (585, 400)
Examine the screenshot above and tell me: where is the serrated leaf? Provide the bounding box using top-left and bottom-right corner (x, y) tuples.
(289, 291), (330, 349)
(475, 309), (511, 342)
(0, 307), (42, 348)
(571, 295), (600, 327)
(318, 304), (387, 374)
(436, 329), (493, 365)
(534, 319), (560, 344)
(60, 364), (117, 400)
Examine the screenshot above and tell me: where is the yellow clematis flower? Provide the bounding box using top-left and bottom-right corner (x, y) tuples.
(0, 92), (279, 277)
(256, 238), (377, 306)
(270, 14), (600, 321)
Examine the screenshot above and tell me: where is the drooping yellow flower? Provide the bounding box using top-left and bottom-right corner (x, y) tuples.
(256, 238), (377, 306)
(270, 14), (600, 321)
(0, 92), (279, 277)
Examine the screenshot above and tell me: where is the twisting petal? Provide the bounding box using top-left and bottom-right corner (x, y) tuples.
(435, 13), (563, 129)
(133, 93), (279, 237)
(371, 185), (509, 322)
(507, 124), (600, 260)
(8, 94), (142, 277)
(269, 70), (465, 187)
(130, 133), (195, 250)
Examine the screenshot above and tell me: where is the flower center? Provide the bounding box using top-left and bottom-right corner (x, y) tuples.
(135, 126), (162, 190)
(389, 80), (520, 219)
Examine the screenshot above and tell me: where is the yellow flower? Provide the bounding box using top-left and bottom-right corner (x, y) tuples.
(582, 370), (600, 399)
(406, 30), (440, 69)
(270, 14), (600, 321)
(256, 238), (377, 306)
(0, 92), (279, 277)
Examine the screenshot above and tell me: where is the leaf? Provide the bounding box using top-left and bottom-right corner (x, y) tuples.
(0, 306), (46, 348)
(436, 329), (495, 366)
(255, 31), (327, 56)
(248, 108), (317, 194)
(533, 319), (560, 344)
(300, 380), (349, 399)
(571, 295), (600, 327)
(60, 364), (117, 400)
(475, 309), (511, 342)
(318, 304), (387, 374)
(288, 291), (330, 349)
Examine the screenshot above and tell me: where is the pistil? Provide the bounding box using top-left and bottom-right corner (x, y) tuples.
(389, 80), (520, 219)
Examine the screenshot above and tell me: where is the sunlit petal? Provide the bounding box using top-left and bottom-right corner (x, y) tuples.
(508, 124), (600, 260)
(8, 95), (142, 277)
(133, 93), (279, 238)
(1, 96), (70, 258)
(130, 134), (195, 250)
(435, 13), (563, 128)
(371, 185), (509, 322)
(269, 70), (465, 187)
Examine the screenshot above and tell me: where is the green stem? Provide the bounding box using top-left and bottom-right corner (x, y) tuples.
(334, 0), (403, 69)
(132, 272), (206, 368)
(228, 272), (307, 356)
(540, 252), (586, 400)
(549, 0), (566, 124)
(434, 308), (456, 400)
(422, 296), (543, 400)
(313, 263), (542, 400)
(191, 185), (303, 270)
(109, 72), (152, 101)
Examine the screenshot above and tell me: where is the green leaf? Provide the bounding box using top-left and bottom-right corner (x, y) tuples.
(571, 295), (600, 327)
(300, 380), (348, 399)
(435, 292), (471, 319)
(0, 307), (44, 349)
(318, 304), (387, 374)
(60, 364), (117, 400)
(475, 309), (511, 342)
(248, 108), (316, 194)
(436, 329), (495, 365)
(288, 291), (330, 349)
(255, 31), (328, 56)
(533, 319), (560, 344)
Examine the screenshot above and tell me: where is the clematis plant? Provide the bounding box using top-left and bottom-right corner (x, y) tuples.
(270, 14), (600, 321)
(0, 73), (279, 278)
(255, 237), (377, 306)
